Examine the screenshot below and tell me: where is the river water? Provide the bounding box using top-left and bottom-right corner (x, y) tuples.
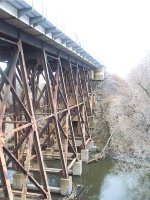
(5, 159), (150, 200)
(54, 158), (149, 200)
(72, 159), (115, 200)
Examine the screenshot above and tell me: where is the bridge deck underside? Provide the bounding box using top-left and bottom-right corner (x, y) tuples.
(0, 35), (93, 199)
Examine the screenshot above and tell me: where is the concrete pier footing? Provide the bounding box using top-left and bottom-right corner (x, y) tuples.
(32, 160), (38, 168)
(87, 140), (94, 149)
(81, 149), (89, 162)
(60, 176), (72, 196)
(73, 160), (82, 176)
(13, 172), (24, 190)
(45, 147), (54, 159)
(46, 147), (54, 154)
(88, 116), (94, 127)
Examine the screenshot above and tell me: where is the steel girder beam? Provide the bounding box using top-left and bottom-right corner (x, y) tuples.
(61, 38), (71, 44)
(0, 20), (97, 68)
(45, 27), (58, 34)
(66, 42), (76, 48)
(52, 32), (64, 40)
(30, 16), (45, 27)
(18, 8), (32, 17)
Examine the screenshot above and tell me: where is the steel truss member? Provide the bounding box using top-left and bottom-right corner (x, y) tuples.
(0, 36), (93, 199)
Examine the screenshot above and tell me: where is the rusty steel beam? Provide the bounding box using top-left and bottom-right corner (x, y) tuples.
(18, 40), (51, 200)
(0, 34), (93, 199)
(0, 38), (52, 199)
(41, 50), (68, 178)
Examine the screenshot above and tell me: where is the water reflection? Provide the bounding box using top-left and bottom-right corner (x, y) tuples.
(73, 159), (148, 200)
(100, 172), (138, 200)
(4, 159), (149, 200)
(72, 159), (115, 200)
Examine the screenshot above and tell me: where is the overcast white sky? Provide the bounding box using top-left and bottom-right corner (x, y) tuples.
(44, 0), (150, 78)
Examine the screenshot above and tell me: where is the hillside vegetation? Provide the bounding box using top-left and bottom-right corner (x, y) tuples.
(92, 58), (150, 160)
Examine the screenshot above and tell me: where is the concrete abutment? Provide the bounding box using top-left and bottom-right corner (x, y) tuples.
(60, 176), (72, 196)
(72, 160), (82, 176)
(81, 149), (89, 162)
(13, 172), (24, 190)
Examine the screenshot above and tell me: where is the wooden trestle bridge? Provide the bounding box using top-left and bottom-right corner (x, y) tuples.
(0, 1), (103, 199)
